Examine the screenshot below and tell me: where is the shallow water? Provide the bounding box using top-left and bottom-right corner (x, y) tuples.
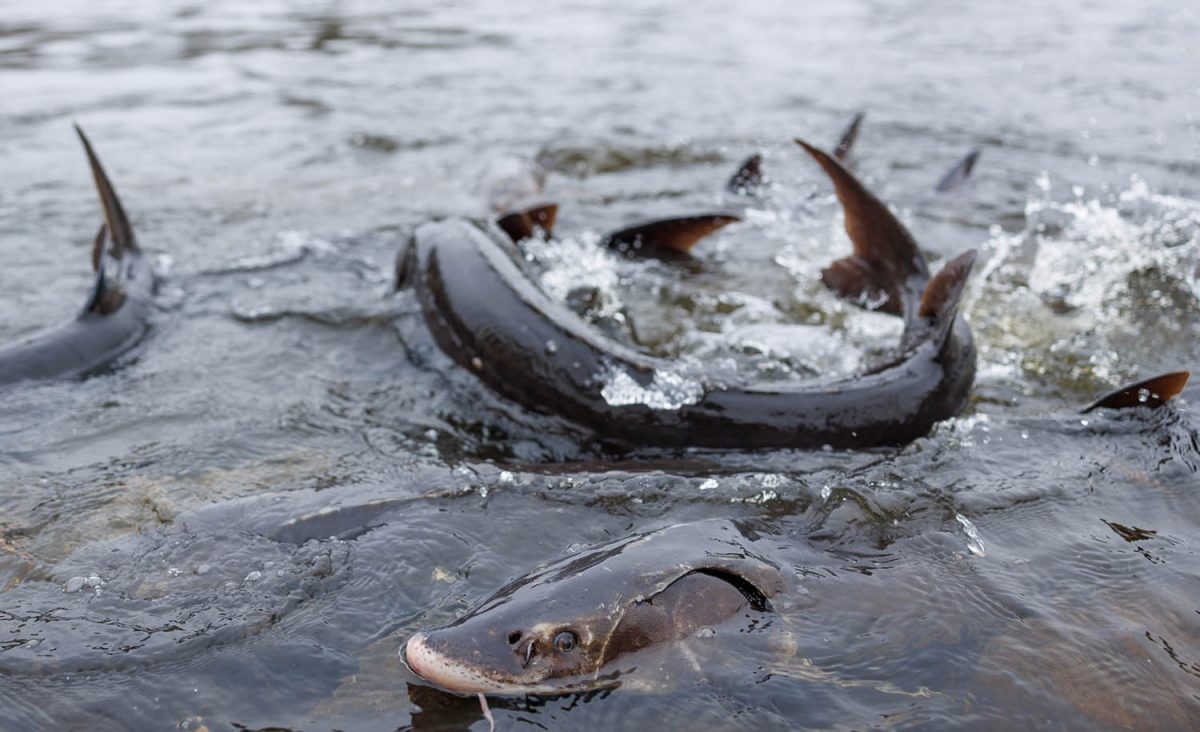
(2, 0), (1199, 730)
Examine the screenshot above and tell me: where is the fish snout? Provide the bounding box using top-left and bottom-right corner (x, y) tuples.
(402, 630), (509, 694)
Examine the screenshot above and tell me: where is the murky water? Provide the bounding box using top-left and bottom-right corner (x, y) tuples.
(2, 1), (1199, 729)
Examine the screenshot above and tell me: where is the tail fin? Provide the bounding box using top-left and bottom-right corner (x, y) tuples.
(935, 149), (981, 193)
(496, 202), (558, 243)
(1082, 371), (1190, 413)
(795, 137), (929, 316)
(602, 214), (739, 259)
(726, 154), (763, 195)
(833, 112), (865, 161)
(74, 124), (137, 259)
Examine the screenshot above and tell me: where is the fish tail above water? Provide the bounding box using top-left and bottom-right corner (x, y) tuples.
(935, 148), (982, 193)
(833, 111), (865, 161)
(601, 214), (740, 258)
(1082, 371), (1191, 413)
(726, 153), (763, 195)
(0, 126), (155, 386)
(75, 124), (138, 260)
(496, 202), (559, 243)
(795, 136), (929, 316)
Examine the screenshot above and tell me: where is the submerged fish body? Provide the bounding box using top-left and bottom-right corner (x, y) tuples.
(0, 126), (155, 386)
(403, 518), (794, 695)
(406, 140), (977, 449)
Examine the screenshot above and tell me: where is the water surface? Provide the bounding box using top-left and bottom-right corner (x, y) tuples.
(2, 1), (1199, 730)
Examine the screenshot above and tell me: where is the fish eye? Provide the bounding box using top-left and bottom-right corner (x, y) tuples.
(507, 631), (522, 645)
(553, 631), (578, 653)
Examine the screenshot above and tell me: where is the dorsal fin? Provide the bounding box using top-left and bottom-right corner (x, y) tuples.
(795, 137), (929, 316)
(833, 112), (865, 161)
(935, 149), (981, 193)
(1082, 371), (1191, 413)
(726, 154), (763, 195)
(601, 214), (739, 259)
(496, 203), (558, 243)
(904, 249), (976, 349)
(75, 124), (137, 259)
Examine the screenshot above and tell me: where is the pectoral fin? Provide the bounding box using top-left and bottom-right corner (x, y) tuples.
(496, 203), (558, 242)
(602, 214), (739, 259)
(796, 137), (929, 316)
(82, 224), (127, 316)
(1082, 371), (1190, 413)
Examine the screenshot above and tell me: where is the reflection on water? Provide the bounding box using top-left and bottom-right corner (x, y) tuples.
(2, 0), (1199, 729)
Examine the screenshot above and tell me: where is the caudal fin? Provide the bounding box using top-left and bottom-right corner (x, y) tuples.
(1082, 371), (1191, 413)
(602, 214), (740, 259)
(796, 137), (929, 316)
(935, 149), (981, 193)
(74, 124), (137, 259)
(727, 154), (763, 195)
(496, 203), (558, 243)
(833, 112), (865, 161)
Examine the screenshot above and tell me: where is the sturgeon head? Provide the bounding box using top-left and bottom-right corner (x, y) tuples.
(403, 519), (787, 696)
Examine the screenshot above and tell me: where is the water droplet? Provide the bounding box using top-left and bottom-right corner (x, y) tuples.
(498, 471), (516, 484)
(244, 571), (262, 582)
(64, 576), (86, 593)
(698, 478), (719, 491)
(544, 340), (558, 354)
(696, 627), (716, 638)
(820, 485), (831, 501)
(168, 567), (181, 577)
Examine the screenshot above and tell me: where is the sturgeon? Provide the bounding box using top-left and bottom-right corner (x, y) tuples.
(403, 138), (977, 449)
(0, 126), (155, 386)
(403, 518), (792, 695)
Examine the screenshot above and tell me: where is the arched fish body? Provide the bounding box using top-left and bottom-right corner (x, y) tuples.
(403, 518), (792, 695)
(0, 126), (155, 386)
(406, 140), (977, 449)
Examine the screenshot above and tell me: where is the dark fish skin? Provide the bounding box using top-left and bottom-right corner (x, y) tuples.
(409, 216), (975, 450)
(0, 127), (155, 387)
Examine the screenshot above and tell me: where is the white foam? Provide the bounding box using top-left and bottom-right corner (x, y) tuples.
(599, 366), (703, 409)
